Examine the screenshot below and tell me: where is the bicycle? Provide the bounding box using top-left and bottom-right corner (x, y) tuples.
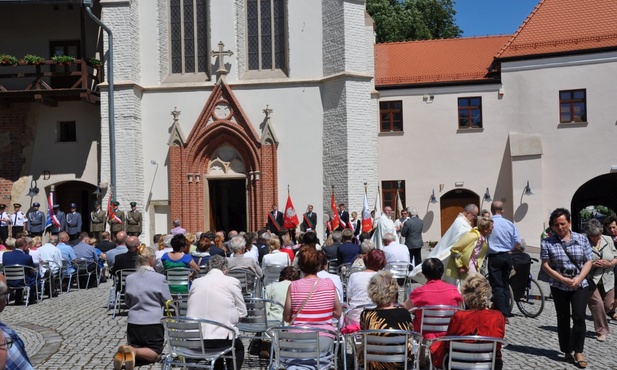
(509, 253), (545, 318)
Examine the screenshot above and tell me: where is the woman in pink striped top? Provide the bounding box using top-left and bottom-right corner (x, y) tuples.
(284, 247), (342, 353)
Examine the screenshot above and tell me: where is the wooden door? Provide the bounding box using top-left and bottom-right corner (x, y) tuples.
(440, 190), (479, 235)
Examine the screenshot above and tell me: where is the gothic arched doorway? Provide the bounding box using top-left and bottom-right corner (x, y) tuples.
(204, 145), (248, 232)
(571, 173), (617, 232)
(440, 189), (479, 235)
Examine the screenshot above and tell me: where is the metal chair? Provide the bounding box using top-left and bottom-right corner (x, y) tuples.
(61, 259), (78, 293)
(75, 258), (98, 289)
(237, 297), (284, 357)
(327, 259), (339, 274)
(161, 316), (238, 370)
(386, 261), (414, 300)
(339, 303), (376, 369)
(428, 335), (507, 370)
(359, 329), (423, 370)
(261, 264), (287, 295)
(410, 305), (462, 367)
(112, 269), (136, 318)
(3, 264), (39, 307)
(268, 326), (339, 370)
(165, 297), (189, 317)
(228, 268), (258, 297)
(38, 260), (61, 301)
(165, 267), (192, 296)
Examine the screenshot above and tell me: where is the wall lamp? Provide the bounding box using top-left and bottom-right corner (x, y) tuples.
(524, 181), (533, 196)
(423, 94), (435, 104)
(26, 180), (39, 198)
(483, 187), (492, 202)
(429, 189), (438, 204)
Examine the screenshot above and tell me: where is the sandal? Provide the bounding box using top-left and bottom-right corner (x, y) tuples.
(574, 353), (587, 368)
(564, 352), (575, 363)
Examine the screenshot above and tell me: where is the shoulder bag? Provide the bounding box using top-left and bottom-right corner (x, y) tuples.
(560, 242), (596, 292)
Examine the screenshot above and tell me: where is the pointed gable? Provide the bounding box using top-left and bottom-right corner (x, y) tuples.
(496, 0), (617, 60)
(375, 36), (510, 87)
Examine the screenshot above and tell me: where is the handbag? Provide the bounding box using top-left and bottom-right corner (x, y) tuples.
(537, 268), (550, 282)
(560, 242), (596, 291)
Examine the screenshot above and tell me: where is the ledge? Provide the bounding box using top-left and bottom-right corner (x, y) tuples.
(378, 131), (404, 137)
(557, 121), (588, 128)
(456, 127), (484, 133)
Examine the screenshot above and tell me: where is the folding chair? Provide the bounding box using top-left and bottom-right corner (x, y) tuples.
(268, 326), (339, 370)
(112, 269), (136, 318)
(359, 329), (423, 370)
(161, 316), (237, 370)
(428, 335), (507, 370)
(3, 265), (39, 307)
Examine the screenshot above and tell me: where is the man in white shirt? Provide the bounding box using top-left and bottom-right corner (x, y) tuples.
(382, 233), (410, 264)
(37, 235), (63, 296)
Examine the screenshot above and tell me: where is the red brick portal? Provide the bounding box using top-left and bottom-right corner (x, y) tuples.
(169, 82), (278, 232)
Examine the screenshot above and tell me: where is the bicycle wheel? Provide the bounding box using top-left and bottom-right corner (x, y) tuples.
(515, 278), (545, 318)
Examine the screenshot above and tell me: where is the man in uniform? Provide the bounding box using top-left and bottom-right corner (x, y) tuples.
(0, 205), (9, 242)
(108, 201), (125, 241)
(50, 205), (66, 236)
(126, 202), (142, 237)
(301, 204), (317, 232)
(66, 203), (82, 241)
(10, 203), (26, 237)
(90, 201), (106, 241)
(26, 202), (45, 237)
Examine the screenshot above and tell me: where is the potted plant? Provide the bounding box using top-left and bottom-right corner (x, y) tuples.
(0, 54), (19, 66)
(51, 55), (75, 65)
(22, 54), (45, 65)
(87, 57), (102, 67)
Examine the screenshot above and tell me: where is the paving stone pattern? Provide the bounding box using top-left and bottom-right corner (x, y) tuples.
(2, 249), (616, 369)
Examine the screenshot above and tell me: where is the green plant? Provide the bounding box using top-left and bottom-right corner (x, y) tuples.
(51, 55), (75, 64)
(22, 54), (45, 65)
(0, 54), (18, 66)
(87, 57), (102, 67)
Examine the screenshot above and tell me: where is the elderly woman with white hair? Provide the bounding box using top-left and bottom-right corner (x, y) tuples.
(585, 218), (617, 342)
(352, 239), (375, 268)
(227, 235), (263, 279)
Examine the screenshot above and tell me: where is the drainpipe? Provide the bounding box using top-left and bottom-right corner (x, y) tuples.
(83, 0), (116, 195)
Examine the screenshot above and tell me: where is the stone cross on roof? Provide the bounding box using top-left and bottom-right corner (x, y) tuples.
(171, 107), (181, 122)
(263, 104), (273, 119)
(211, 41), (233, 83)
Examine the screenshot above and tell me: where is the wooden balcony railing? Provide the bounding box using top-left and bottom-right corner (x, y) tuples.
(0, 59), (101, 107)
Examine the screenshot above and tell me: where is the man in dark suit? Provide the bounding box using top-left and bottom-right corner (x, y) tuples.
(267, 204), (284, 234)
(337, 229), (360, 265)
(3, 237), (39, 304)
(96, 231), (116, 253)
(338, 203), (350, 230)
(401, 207), (424, 267)
(111, 236), (140, 291)
(301, 205), (318, 232)
(323, 230), (342, 261)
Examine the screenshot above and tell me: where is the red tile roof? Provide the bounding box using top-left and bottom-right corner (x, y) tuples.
(496, 0), (617, 59)
(375, 36), (510, 87)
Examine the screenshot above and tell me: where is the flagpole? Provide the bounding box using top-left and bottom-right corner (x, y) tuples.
(364, 182), (367, 195)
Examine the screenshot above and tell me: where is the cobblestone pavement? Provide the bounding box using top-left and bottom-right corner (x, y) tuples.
(2, 249), (616, 369)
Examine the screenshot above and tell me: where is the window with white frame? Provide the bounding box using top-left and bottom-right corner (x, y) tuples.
(246, 0), (286, 72)
(169, 0), (208, 75)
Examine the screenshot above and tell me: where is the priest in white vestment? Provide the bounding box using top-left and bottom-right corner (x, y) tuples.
(410, 204), (479, 284)
(371, 206), (396, 250)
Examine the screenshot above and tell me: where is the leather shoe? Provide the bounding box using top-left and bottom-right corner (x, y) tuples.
(113, 345), (125, 370)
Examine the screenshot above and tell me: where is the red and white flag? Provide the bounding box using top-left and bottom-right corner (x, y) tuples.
(362, 191), (372, 232)
(107, 191), (122, 224)
(46, 191), (61, 231)
(330, 192), (340, 230)
(283, 194), (299, 229)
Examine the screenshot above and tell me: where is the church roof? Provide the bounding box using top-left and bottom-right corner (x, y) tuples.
(495, 0), (617, 60)
(375, 36), (510, 87)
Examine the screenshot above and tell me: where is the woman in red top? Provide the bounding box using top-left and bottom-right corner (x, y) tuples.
(430, 274), (506, 370)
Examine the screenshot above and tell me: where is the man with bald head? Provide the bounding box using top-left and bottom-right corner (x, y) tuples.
(112, 236), (140, 275)
(73, 233), (99, 288)
(487, 201), (521, 319)
(105, 231), (128, 270)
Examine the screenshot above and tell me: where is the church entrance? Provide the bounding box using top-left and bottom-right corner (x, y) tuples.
(53, 181), (98, 233)
(571, 173), (617, 232)
(208, 178), (247, 232)
(440, 189), (479, 235)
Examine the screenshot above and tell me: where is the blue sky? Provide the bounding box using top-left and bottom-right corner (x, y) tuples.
(454, 0), (540, 37)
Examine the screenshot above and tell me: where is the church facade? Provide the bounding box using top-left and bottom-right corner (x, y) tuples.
(0, 0), (378, 241)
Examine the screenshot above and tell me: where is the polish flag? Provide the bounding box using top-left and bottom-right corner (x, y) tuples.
(107, 191), (122, 224)
(362, 191), (372, 232)
(330, 192), (340, 230)
(283, 194), (300, 229)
